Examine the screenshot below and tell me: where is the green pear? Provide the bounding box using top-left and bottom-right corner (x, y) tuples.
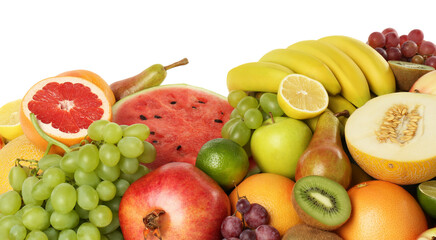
(250, 116), (312, 179)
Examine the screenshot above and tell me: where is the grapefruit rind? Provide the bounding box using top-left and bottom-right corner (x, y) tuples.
(20, 76), (112, 152)
(345, 92), (436, 185)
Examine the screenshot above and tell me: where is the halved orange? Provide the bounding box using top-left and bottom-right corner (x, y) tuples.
(20, 76), (112, 154)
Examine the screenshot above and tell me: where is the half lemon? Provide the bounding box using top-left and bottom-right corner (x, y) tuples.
(0, 99), (23, 141)
(277, 74), (328, 119)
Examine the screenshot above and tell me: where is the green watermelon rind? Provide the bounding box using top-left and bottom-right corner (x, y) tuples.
(112, 84), (227, 114)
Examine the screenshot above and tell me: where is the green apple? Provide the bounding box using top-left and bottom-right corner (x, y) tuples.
(250, 116), (312, 179)
(417, 227), (436, 240)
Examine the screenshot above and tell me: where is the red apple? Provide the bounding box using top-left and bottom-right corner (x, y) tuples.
(410, 70), (436, 94)
(119, 162), (231, 240)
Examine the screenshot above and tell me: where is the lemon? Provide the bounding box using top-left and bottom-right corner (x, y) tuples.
(417, 180), (436, 219)
(0, 99), (23, 141)
(195, 138), (249, 191)
(277, 74), (328, 120)
(0, 135), (45, 193)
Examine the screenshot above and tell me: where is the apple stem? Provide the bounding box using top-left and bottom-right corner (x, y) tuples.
(269, 112), (275, 123)
(334, 110), (350, 118)
(164, 58), (189, 70)
(414, 89), (420, 93)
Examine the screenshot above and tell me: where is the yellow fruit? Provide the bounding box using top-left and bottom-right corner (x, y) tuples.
(229, 173), (302, 236)
(0, 99), (24, 141)
(0, 135), (45, 193)
(345, 92), (436, 185)
(328, 95), (357, 126)
(227, 62), (294, 93)
(277, 74), (329, 120)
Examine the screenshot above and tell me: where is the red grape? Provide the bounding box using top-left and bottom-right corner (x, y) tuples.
(244, 203), (269, 229)
(425, 56), (436, 69)
(419, 41), (435, 56)
(408, 29), (424, 45)
(386, 47), (402, 60)
(385, 32), (400, 48)
(239, 229), (256, 240)
(401, 40), (418, 58)
(375, 47), (388, 60)
(221, 216), (244, 238)
(382, 27), (398, 36)
(254, 225), (280, 240)
(368, 32), (385, 48)
(236, 198), (251, 214)
(411, 55), (425, 64)
(399, 35), (408, 46)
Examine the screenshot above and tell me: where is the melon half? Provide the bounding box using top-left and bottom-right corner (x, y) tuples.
(345, 92), (436, 185)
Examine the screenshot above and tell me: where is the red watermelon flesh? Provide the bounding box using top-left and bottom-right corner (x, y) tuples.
(112, 84), (233, 170)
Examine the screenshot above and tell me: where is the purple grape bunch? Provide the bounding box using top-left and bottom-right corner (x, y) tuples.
(220, 196), (280, 240)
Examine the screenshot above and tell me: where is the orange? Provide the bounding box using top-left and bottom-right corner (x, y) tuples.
(20, 76), (112, 154)
(229, 173), (301, 236)
(57, 69), (116, 106)
(337, 180), (428, 240)
(0, 135), (45, 193)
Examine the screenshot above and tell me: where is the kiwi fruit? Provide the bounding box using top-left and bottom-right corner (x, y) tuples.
(282, 224), (343, 240)
(388, 60), (434, 91)
(291, 175), (351, 231)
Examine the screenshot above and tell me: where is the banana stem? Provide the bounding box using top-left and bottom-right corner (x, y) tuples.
(30, 113), (71, 154)
(164, 58), (189, 70)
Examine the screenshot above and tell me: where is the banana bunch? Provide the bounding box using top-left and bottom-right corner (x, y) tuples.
(227, 35), (396, 109)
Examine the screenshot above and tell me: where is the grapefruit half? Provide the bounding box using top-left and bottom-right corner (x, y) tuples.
(20, 76), (112, 153)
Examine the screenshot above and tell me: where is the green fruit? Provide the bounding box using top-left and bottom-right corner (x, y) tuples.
(250, 117), (312, 179)
(291, 175), (351, 231)
(282, 224), (342, 240)
(196, 138), (249, 191)
(417, 180), (436, 219)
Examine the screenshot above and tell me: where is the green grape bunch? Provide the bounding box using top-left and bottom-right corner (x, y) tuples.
(0, 115), (156, 240)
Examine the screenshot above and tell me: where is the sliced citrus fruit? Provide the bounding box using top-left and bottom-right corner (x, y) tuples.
(417, 180), (436, 219)
(0, 99), (24, 141)
(20, 76), (112, 154)
(277, 74), (328, 120)
(56, 69), (116, 106)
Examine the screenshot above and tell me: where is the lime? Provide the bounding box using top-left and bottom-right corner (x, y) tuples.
(417, 180), (436, 218)
(195, 138), (249, 191)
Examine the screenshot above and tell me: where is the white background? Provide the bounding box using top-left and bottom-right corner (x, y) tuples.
(0, 0), (435, 107)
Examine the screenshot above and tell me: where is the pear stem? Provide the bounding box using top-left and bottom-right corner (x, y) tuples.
(269, 112), (275, 123)
(164, 58), (189, 70)
(334, 110), (350, 118)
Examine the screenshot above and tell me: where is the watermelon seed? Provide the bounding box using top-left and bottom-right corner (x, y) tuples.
(152, 140), (158, 143)
(220, 111), (224, 115)
(192, 106), (197, 109)
(150, 131), (155, 135)
(214, 119), (223, 123)
(154, 115), (162, 119)
(177, 145), (182, 150)
(140, 115), (147, 120)
(198, 100), (205, 104)
(170, 101), (176, 104)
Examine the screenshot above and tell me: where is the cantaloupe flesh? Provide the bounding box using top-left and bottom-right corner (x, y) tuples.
(345, 92), (436, 185)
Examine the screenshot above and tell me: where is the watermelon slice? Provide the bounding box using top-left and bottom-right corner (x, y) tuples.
(112, 84), (233, 170)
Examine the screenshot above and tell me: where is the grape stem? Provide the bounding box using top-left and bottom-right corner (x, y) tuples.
(29, 113), (71, 154)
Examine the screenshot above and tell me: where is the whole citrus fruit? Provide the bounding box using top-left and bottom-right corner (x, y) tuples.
(336, 180), (428, 240)
(20, 76), (112, 154)
(0, 135), (45, 193)
(229, 173), (301, 236)
(195, 138), (248, 191)
(0, 99), (24, 141)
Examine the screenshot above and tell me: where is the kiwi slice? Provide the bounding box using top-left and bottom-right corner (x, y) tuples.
(282, 224), (343, 240)
(291, 175), (351, 231)
(388, 60), (434, 91)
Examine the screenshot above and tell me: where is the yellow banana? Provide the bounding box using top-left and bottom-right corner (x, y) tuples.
(328, 95), (357, 126)
(319, 35), (396, 96)
(259, 48), (341, 95)
(288, 40), (371, 107)
(227, 62), (294, 93)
